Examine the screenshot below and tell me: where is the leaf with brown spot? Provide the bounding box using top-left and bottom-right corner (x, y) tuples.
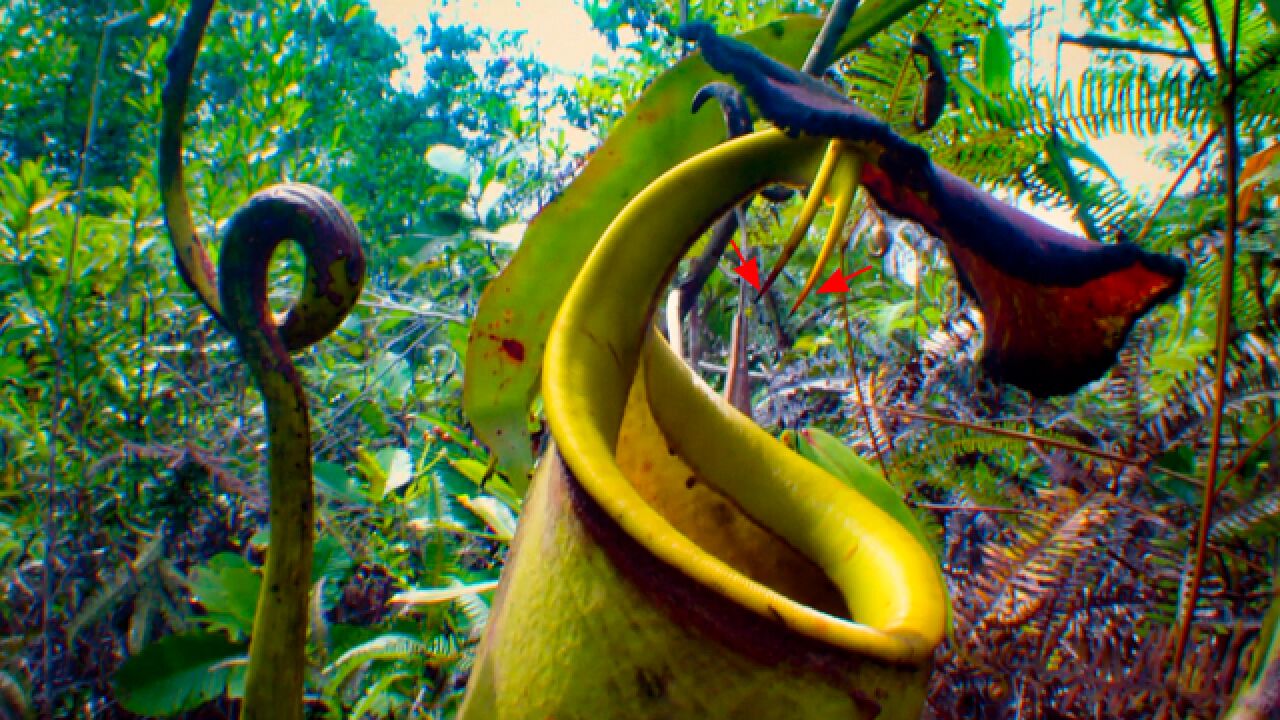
(462, 1), (928, 485)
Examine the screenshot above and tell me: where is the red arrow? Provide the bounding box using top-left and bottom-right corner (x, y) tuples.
(816, 265), (872, 294)
(727, 238), (761, 291)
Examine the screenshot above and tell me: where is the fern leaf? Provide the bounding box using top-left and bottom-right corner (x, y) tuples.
(324, 634), (429, 696)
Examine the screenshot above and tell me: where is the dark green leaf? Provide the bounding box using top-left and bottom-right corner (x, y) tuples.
(114, 632), (246, 716)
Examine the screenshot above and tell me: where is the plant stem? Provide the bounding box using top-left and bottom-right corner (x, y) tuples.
(839, 249), (892, 479)
(1132, 129), (1217, 246)
(1171, 0), (1243, 671)
(1057, 31), (1196, 59)
(42, 15), (114, 713)
(845, 399), (1141, 467)
(803, 0), (861, 74)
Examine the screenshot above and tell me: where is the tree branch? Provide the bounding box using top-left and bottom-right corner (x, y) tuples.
(1058, 31), (1195, 60)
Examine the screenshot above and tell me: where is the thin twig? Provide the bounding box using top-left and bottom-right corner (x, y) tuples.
(916, 503), (1032, 514)
(1217, 416), (1280, 492)
(846, 400), (1144, 467)
(1058, 31), (1196, 59)
(1132, 129), (1218, 246)
(43, 16), (120, 712)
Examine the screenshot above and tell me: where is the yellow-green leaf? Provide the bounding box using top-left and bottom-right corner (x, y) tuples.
(461, 0), (927, 487)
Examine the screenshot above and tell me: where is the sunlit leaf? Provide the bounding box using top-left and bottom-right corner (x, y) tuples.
(377, 447), (413, 496)
(456, 495), (517, 540)
(425, 144), (473, 179)
(314, 462), (368, 505)
(980, 23), (1013, 96)
(389, 581), (500, 609)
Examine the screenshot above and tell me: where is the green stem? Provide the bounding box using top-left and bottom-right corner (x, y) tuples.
(160, 0), (222, 323)
(44, 14), (119, 712)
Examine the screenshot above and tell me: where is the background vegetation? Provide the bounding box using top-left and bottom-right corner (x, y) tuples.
(1, 0), (1277, 717)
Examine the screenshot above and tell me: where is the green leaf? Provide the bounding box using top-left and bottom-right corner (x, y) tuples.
(457, 495), (518, 541)
(188, 554), (261, 637)
(312, 534), (354, 584)
(1265, 0), (1280, 25)
(314, 462), (368, 505)
(980, 23), (1013, 96)
(113, 632), (247, 716)
(323, 633), (429, 694)
(462, 0), (927, 485)
(357, 447), (387, 499)
(794, 428), (937, 555)
(377, 447), (413, 497)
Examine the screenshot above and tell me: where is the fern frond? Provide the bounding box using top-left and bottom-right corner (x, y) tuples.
(967, 489), (1116, 637)
(1137, 327), (1280, 454)
(324, 634), (429, 695)
(347, 669), (414, 720)
(425, 634), (464, 665)
(1238, 31), (1280, 85)
(843, 0), (1002, 129)
(942, 65), (1224, 187)
(454, 592), (490, 632)
(1211, 488), (1280, 542)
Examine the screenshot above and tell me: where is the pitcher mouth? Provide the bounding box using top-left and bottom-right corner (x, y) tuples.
(552, 359), (942, 668)
(557, 449), (931, 713)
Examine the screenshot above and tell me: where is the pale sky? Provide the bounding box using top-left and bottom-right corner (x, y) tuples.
(366, 0), (1185, 233)
(366, 0), (613, 74)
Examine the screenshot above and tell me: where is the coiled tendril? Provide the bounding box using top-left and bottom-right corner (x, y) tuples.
(159, 2), (365, 718)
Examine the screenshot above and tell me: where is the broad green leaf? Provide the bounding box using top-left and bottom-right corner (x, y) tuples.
(189, 553), (261, 637)
(314, 461), (368, 505)
(462, 0), (927, 485)
(792, 427), (936, 556)
(113, 631), (246, 716)
(450, 457), (490, 485)
(980, 23), (1013, 96)
(356, 447), (387, 499)
(312, 534), (354, 584)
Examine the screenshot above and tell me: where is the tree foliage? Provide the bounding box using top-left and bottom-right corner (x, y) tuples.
(1, 0), (1278, 717)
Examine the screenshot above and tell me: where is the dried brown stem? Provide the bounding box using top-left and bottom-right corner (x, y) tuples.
(1171, 0), (1243, 670)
